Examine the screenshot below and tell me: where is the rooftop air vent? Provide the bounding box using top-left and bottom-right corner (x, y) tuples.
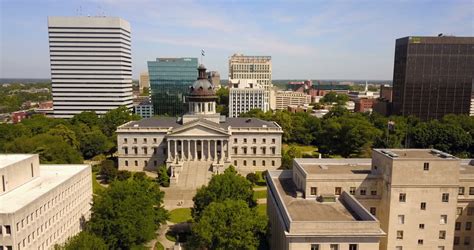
(133, 124), (139, 128)
(246, 118), (252, 123)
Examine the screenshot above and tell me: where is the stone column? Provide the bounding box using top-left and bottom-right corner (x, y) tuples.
(173, 139), (177, 162)
(193, 140), (197, 160)
(214, 140), (217, 163)
(167, 139), (171, 162)
(187, 140), (191, 161)
(226, 140), (231, 161)
(207, 140), (211, 161)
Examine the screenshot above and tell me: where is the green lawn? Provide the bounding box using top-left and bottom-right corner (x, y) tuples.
(168, 208), (192, 223)
(283, 144), (318, 155)
(92, 172), (105, 194)
(154, 241), (164, 250)
(256, 204), (267, 217)
(253, 190), (267, 200)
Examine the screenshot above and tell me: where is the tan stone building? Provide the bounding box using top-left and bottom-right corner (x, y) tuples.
(139, 71), (150, 93)
(275, 90), (312, 110)
(0, 154), (92, 250)
(267, 149), (474, 250)
(117, 65), (282, 188)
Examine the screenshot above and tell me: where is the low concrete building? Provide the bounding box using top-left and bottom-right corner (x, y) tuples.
(267, 149), (474, 250)
(275, 91), (311, 110)
(134, 100), (154, 118)
(0, 154), (92, 250)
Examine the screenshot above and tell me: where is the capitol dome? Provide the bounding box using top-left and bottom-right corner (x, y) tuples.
(188, 64), (217, 101)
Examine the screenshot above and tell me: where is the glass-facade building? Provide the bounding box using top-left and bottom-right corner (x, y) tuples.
(148, 58), (198, 116)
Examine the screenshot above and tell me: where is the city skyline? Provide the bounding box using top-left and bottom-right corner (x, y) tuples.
(1, 0), (473, 80)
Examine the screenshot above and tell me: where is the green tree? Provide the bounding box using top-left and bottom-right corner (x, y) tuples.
(157, 165), (170, 187)
(281, 146), (303, 169)
(55, 231), (107, 250)
(189, 200), (266, 250)
(116, 170), (132, 181)
(192, 166), (256, 219)
(101, 106), (140, 137)
(88, 178), (168, 249)
(48, 124), (79, 149)
(99, 160), (118, 183)
(79, 129), (112, 159)
(71, 111), (101, 128)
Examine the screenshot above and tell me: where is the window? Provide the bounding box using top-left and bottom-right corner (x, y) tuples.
(468, 207), (474, 216)
(234, 160), (237, 166)
(271, 147), (276, 154)
(423, 162), (429, 171)
(310, 244), (319, 250)
(262, 160), (266, 166)
(370, 207), (376, 216)
(272, 138), (275, 144)
(371, 190), (377, 195)
(252, 148), (256, 154)
(311, 187), (317, 195)
(470, 187), (474, 195)
(133, 138), (137, 144)
(335, 187), (342, 195)
(253, 160), (256, 166)
(134, 160), (138, 166)
(439, 230), (446, 239)
(124, 147), (128, 154)
(233, 148), (238, 154)
(466, 222), (472, 231)
(5, 225), (11, 234)
(153, 138), (157, 144)
(464, 236), (470, 245)
(143, 138), (147, 143)
(418, 239), (424, 245)
(243, 160), (247, 166)
(455, 222), (461, 230)
(419, 224), (425, 229)
(133, 147), (138, 154)
(442, 193), (449, 202)
(398, 215), (405, 224)
(272, 160), (275, 166)
(397, 230), (403, 239)
(234, 138), (237, 143)
(262, 147), (266, 154)
(440, 215), (447, 224)
(421, 202), (426, 210)
(124, 138), (127, 143)
(243, 138), (247, 143)
(143, 147), (148, 155)
(457, 207), (463, 215)
(262, 138), (266, 143)
(438, 247), (444, 250)
(330, 244), (339, 250)
(350, 187), (356, 195)
(454, 236), (460, 245)
(459, 187), (465, 195)
(396, 247), (402, 250)
(125, 160), (128, 167)
(399, 193), (406, 202)
(349, 244), (358, 250)
(360, 188), (366, 195)
(253, 138), (256, 144)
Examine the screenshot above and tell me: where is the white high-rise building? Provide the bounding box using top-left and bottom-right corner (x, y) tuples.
(48, 16), (133, 118)
(228, 54), (272, 117)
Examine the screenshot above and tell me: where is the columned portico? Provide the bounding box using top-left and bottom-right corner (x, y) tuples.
(167, 138), (229, 163)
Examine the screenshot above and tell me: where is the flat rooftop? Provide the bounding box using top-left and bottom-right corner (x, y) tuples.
(271, 175), (359, 222)
(0, 154), (33, 169)
(374, 148), (457, 160)
(0, 164), (89, 214)
(294, 158), (372, 176)
(460, 159), (474, 176)
(119, 117), (279, 129)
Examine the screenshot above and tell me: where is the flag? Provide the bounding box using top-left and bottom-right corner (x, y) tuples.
(201, 49), (205, 56)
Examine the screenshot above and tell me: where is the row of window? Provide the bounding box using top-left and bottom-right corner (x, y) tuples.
(123, 146), (165, 155)
(233, 159), (275, 167)
(397, 230), (447, 240)
(310, 187), (378, 196)
(310, 244), (358, 250)
(231, 63), (270, 71)
(454, 236), (471, 246)
(457, 207), (474, 216)
(234, 138), (276, 144)
(455, 221), (472, 231)
(124, 159), (163, 167)
(396, 214), (449, 225)
(458, 186), (474, 195)
(399, 192), (451, 203)
(233, 146), (276, 155)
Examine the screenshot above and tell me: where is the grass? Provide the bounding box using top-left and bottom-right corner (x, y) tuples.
(253, 190), (267, 200)
(168, 208), (192, 223)
(92, 172), (105, 194)
(165, 231), (177, 242)
(154, 241), (165, 250)
(256, 204), (267, 217)
(283, 143), (318, 155)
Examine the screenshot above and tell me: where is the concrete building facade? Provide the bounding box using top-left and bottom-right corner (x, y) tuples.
(267, 149), (474, 250)
(275, 91), (312, 110)
(117, 65), (282, 188)
(228, 54), (272, 117)
(134, 100), (154, 118)
(139, 72), (150, 93)
(0, 154), (92, 250)
(229, 79), (269, 117)
(47, 16), (133, 118)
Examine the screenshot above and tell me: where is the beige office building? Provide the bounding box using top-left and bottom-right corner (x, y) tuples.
(139, 72), (150, 93)
(0, 154), (92, 250)
(117, 64), (282, 189)
(275, 90), (312, 110)
(267, 149), (474, 250)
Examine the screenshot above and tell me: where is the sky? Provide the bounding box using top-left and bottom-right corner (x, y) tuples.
(0, 0), (473, 80)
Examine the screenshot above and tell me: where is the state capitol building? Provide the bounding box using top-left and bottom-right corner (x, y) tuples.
(116, 64), (282, 187)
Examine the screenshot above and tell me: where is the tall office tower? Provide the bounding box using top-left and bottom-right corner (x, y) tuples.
(0, 154), (92, 249)
(148, 58), (198, 116)
(392, 36), (474, 120)
(139, 72), (150, 93)
(47, 16), (133, 118)
(228, 54), (272, 117)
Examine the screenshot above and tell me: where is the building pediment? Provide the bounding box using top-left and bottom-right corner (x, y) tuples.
(168, 120), (229, 137)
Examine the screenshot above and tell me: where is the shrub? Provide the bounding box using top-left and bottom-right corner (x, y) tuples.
(157, 165), (170, 187)
(99, 160), (117, 183)
(116, 170), (132, 181)
(246, 173), (258, 184)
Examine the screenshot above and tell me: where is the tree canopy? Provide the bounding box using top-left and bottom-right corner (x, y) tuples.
(55, 231), (107, 250)
(87, 178), (168, 249)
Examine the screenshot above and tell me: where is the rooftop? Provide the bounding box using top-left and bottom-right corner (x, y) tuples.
(0, 154), (33, 169)
(294, 158), (372, 176)
(273, 177), (358, 222)
(119, 117), (279, 129)
(374, 148), (457, 160)
(0, 164), (89, 213)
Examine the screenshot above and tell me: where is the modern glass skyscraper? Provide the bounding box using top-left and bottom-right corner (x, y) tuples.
(148, 58), (198, 116)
